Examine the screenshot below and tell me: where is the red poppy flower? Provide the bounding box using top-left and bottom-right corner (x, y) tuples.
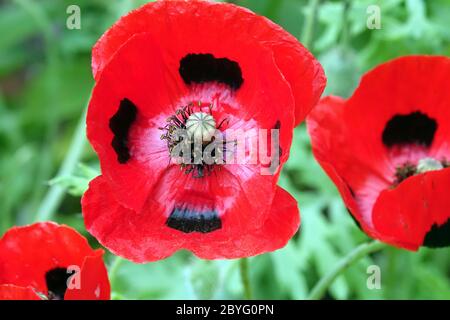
(82, 0), (324, 262)
(0, 222), (110, 300)
(307, 55), (450, 250)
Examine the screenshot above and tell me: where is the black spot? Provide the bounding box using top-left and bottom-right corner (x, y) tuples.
(179, 54), (243, 90)
(45, 267), (75, 300)
(166, 207), (222, 233)
(423, 218), (450, 248)
(109, 98), (137, 164)
(382, 112), (437, 148)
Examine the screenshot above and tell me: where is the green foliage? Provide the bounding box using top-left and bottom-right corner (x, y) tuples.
(0, 0), (449, 300)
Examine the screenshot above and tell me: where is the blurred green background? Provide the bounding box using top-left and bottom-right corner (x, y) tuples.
(0, 0), (449, 299)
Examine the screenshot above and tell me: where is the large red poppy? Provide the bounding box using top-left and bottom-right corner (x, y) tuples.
(307, 55), (450, 250)
(82, 0), (325, 262)
(0, 222), (110, 300)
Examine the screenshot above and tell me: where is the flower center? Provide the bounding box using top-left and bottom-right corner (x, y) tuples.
(160, 102), (229, 178)
(394, 157), (448, 186)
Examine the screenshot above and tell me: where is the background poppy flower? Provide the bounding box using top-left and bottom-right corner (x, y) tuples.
(0, 222), (110, 300)
(307, 55), (450, 251)
(82, 0), (324, 262)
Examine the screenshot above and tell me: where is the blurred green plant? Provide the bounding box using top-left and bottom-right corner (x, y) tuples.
(0, 0), (449, 300)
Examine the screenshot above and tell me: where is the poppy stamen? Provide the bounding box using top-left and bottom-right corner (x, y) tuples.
(160, 103), (230, 178)
(394, 162), (417, 186)
(393, 157), (448, 186)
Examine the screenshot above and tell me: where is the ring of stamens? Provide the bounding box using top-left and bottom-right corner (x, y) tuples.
(393, 157), (449, 186)
(159, 102), (231, 178)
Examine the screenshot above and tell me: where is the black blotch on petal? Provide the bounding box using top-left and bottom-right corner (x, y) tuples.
(179, 53), (243, 90)
(45, 267), (75, 300)
(382, 112), (437, 148)
(166, 207), (222, 233)
(423, 218), (450, 248)
(109, 98), (137, 164)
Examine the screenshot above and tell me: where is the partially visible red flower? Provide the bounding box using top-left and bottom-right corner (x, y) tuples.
(0, 222), (110, 300)
(307, 55), (450, 250)
(82, 0), (324, 262)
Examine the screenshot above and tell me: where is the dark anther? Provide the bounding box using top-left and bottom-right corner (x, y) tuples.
(423, 218), (450, 248)
(393, 162), (417, 186)
(45, 267), (75, 300)
(166, 207), (222, 233)
(382, 112), (437, 148)
(179, 53), (243, 90)
(109, 98), (138, 164)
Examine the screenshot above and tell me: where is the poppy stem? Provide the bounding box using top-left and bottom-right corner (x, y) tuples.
(239, 258), (252, 300)
(307, 240), (387, 300)
(35, 107), (88, 221)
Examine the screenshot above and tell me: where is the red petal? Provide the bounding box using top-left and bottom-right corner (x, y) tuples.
(0, 222), (110, 299)
(87, 33), (183, 212)
(190, 185), (301, 259)
(65, 251), (111, 300)
(307, 96), (376, 231)
(82, 175), (299, 262)
(372, 168), (450, 250)
(0, 285), (41, 300)
(92, 0), (325, 125)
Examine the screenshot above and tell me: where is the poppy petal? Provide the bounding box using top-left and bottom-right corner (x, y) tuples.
(64, 251), (111, 300)
(190, 185), (301, 259)
(82, 175), (299, 262)
(307, 96), (376, 232)
(373, 168), (450, 250)
(0, 285), (41, 300)
(87, 33), (184, 212)
(91, 0), (325, 125)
